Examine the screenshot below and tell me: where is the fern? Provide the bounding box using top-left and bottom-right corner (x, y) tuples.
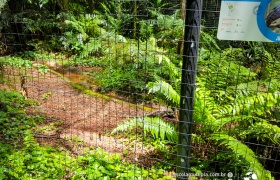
(193, 96), (218, 131)
(227, 81), (269, 97)
(210, 133), (274, 179)
(77, 38), (103, 59)
(111, 116), (178, 142)
(193, 81), (221, 130)
(191, 133), (206, 145)
(23, 130), (39, 152)
(198, 48), (257, 90)
(241, 121), (280, 145)
(200, 31), (221, 51)
(216, 93), (280, 118)
(259, 49), (279, 79)
(64, 14), (102, 38)
(155, 10), (183, 29)
(215, 115), (257, 130)
(155, 54), (180, 80)
(99, 1), (133, 34)
(147, 80), (180, 106)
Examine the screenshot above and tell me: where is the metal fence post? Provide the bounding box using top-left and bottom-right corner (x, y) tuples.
(177, 0), (202, 179)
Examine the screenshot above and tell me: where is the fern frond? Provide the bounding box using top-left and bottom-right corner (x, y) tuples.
(193, 85), (219, 130)
(216, 93), (280, 118)
(64, 20), (88, 40)
(79, 38), (102, 59)
(227, 81), (268, 97)
(210, 133), (273, 180)
(155, 54), (180, 80)
(200, 31), (221, 51)
(111, 116), (178, 142)
(193, 97), (218, 131)
(215, 115), (262, 129)
(241, 121), (280, 145)
(192, 134), (206, 145)
(147, 80), (180, 106)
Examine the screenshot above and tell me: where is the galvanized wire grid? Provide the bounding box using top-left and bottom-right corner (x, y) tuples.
(0, 0), (280, 179)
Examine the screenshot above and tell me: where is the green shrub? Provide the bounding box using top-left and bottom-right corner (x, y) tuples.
(0, 90), (40, 142)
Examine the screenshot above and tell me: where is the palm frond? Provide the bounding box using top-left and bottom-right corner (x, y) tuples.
(210, 133), (274, 180)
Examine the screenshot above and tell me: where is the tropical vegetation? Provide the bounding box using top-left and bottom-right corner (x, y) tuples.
(0, 0), (280, 179)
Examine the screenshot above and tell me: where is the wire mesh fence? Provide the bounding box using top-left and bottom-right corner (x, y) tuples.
(0, 0), (280, 179)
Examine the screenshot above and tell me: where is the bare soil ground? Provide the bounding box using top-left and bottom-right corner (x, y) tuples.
(0, 65), (171, 158)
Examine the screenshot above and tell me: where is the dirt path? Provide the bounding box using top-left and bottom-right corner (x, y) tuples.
(1, 65), (172, 156)
(27, 69), (145, 133)
(25, 67), (147, 150)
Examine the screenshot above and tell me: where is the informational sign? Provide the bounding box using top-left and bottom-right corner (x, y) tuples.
(217, 0), (280, 42)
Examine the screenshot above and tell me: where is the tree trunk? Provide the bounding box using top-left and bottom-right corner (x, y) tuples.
(178, 0), (187, 55)
(180, 0), (186, 20)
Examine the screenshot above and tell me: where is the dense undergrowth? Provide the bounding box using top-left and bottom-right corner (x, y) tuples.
(0, 90), (170, 179)
(1, 0), (280, 179)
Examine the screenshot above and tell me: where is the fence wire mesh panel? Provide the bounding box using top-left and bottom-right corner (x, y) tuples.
(0, 0), (280, 180)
